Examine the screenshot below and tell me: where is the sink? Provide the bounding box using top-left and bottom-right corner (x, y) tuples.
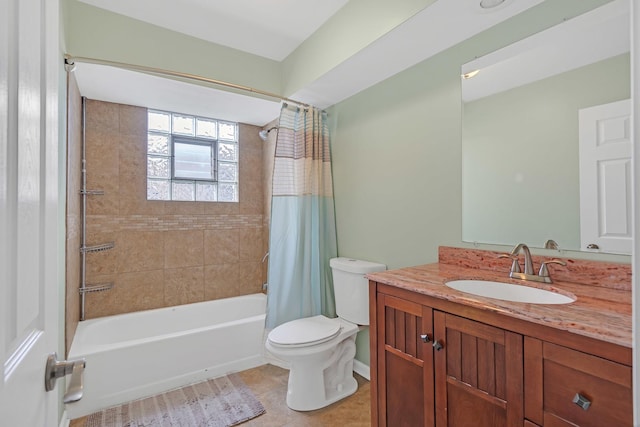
(445, 280), (576, 304)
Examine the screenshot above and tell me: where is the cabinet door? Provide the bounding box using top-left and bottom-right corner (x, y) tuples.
(433, 312), (523, 427)
(376, 294), (434, 427)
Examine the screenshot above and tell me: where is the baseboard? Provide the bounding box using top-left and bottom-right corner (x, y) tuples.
(353, 359), (370, 380)
(59, 410), (70, 427)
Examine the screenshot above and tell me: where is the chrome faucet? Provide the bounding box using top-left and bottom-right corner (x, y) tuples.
(499, 243), (566, 284)
(511, 243), (534, 275)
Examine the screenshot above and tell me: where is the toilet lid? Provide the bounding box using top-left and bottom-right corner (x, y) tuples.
(268, 315), (341, 346)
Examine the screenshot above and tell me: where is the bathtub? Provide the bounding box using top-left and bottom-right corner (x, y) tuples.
(65, 293), (267, 419)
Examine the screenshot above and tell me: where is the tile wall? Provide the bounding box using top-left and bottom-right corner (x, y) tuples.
(261, 119), (278, 282)
(80, 99), (266, 319)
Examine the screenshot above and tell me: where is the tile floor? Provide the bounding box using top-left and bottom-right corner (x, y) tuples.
(69, 364), (371, 426)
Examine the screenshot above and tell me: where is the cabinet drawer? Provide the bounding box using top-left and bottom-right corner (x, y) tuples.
(543, 343), (632, 427)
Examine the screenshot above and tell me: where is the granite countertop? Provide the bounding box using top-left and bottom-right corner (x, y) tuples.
(367, 262), (632, 348)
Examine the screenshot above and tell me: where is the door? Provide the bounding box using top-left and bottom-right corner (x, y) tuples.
(579, 99), (632, 254)
(0, 0), (61, 425)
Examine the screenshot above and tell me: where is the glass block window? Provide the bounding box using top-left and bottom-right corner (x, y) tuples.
(147, 110), (238, 202)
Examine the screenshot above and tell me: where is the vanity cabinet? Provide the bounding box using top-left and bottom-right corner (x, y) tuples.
(371, 287), (523, 426)
(370, 281), (632, 427)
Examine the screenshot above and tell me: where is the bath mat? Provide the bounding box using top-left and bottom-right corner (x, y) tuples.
(84, 373), (265, 427)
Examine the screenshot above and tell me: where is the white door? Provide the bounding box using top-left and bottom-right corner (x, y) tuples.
(0, 0), (61, 426)
(579, 99), (632, 254)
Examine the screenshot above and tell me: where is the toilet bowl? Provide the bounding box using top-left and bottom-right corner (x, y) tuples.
(266, 257), (386, 411)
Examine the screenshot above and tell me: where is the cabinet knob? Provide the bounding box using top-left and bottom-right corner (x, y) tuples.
(432, 340), (444, 351)
(572, 393), (591, 411)
(420, 334), (432, 343)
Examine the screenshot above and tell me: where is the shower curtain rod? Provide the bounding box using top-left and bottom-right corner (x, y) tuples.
(64, 54), (312, 108)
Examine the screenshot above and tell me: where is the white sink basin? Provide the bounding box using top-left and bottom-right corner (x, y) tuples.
(445, 280), (575, 305)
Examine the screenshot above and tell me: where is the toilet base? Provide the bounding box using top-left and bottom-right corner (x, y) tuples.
(284, 334), (358, 411)
(266, 318), (359, 411)
(287, 373), (357, 411)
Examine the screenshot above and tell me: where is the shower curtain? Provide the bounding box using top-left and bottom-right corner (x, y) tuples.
(265, 103), (337, 329)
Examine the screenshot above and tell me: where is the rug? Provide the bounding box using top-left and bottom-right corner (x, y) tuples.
(84, 373), (266, 427)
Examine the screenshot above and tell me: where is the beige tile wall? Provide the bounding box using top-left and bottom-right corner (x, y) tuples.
(81, 99), (266, 319)
(261, 119), (278, 282)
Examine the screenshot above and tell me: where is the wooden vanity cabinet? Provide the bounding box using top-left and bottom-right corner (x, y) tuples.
(370, 281), (632, 427)
(371, 285), (523, 427)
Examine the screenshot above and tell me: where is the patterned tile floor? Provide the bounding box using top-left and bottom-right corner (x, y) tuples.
(70, 364), (371, 427)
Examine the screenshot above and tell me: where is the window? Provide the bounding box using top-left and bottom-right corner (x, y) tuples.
(146, 110), (239, 202)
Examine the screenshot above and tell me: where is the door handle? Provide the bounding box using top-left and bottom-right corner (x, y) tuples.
(44, 352), (86, 403)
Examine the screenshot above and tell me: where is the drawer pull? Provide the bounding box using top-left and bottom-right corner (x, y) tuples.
(572, 393), (591, 411)
(420, 334), (432, 343)
(433, 340), (444, 351)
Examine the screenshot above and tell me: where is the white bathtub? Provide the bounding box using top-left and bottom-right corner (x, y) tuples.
(65, 293), (267, 419)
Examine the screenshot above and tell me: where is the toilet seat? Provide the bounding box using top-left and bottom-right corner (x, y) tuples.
(268, 315), (341, 348)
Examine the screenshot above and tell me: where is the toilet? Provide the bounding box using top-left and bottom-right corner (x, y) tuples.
(265, 257), (386, 411)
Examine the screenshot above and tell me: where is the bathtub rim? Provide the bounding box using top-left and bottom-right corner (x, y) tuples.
(69, 293), (267, 357)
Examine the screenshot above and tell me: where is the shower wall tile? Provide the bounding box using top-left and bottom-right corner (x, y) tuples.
(85, 99), (119, 133)
(239, 228), (263, 261)
(238, 261), (263, 290)
(118, 270), (165, 313)
(80, 100), (266, 319)
(84, 273), (120, 319)
(261, 119), (278, 288)
(164, 201), (205, 215)
(164, 266), (204, 306)
(118, 132), (167, 215)
(204, 229), (239, 265)
(240, 149), (262, 180)
(85, 130), (120, 216)
(117, 230), (165, 273)
(239, 180), (262, 215)
(85, 230), (118, 275)
(119, 104), (147, 136)
(204, 263), (240, 299)
(119, 133), (146, 173)
(164, 229), (204, 269)
(203, 202), (239, 215)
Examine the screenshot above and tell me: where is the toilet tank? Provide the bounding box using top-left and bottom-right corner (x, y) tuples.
(330, 257), (386, 325)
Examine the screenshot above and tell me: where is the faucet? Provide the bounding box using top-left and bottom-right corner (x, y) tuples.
(499, 243), (566, 284)
(510, 243), (534, 275)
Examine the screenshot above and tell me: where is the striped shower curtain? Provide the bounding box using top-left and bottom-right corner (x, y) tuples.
(265, 103), (338, 329)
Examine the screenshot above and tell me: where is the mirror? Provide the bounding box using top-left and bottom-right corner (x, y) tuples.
(461, 0), (630, 254)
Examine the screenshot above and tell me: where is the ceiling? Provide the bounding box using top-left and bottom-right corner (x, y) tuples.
(76, 0), (350, 62)
(73, 0), (551, 126)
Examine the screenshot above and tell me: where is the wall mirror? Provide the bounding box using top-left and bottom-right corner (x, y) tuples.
(461, 0), (631, 254)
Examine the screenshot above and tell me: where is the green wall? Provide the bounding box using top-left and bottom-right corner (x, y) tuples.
(329, 0), (613, 366)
